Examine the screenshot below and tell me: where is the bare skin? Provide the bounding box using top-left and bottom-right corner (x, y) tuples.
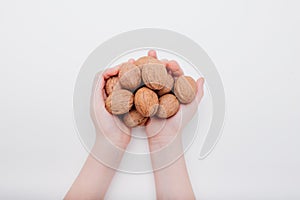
(65, 51), (204, 200)
(146, 50), (204, 200)
(65, 60), (134, 200)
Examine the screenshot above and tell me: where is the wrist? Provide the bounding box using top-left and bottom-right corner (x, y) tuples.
(95, 129), (131, 150)
(148, 135), (184, 170)
(90, 135), (127, 169)
(147, 129), (182, 152)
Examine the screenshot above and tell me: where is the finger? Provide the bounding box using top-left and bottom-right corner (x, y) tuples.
(91, 71), (106, 107)
(195, 77), (205, 104)
(103, 65), (120, 79)
(166, 60), (184, 77)
(102, 87), (107, 99)
(180, 77), (205, 126)
(160, 59), (174, 75)
(148, 50), (157, 58)
(128, 58), (135, 63)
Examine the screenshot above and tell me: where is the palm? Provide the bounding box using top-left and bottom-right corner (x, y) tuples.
(90, 68), (131, 148)
(146, 81), (203, 144)
(145, 50), (204, 147)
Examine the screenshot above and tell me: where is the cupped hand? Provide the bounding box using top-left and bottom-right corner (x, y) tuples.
(146, 50), (205, 150)
(90, 60), (135, 149)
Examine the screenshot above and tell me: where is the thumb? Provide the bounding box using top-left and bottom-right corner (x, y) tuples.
(180, 77), (205, 127)
(195, 77), (205, 104)
(148, 49), (157, 58)
(91, 71), (106, 109)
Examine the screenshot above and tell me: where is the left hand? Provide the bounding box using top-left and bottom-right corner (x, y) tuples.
(90, 62), (134, 149)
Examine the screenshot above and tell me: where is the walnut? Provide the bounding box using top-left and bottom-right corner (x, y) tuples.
(138, 118), (149, 126)
(123, 109), (148, 128)
(141, 63), (168, 90)
(118, 62), (141, 91)
(105, 89), (134, 115)
(174, 76), (197, 104)
(135, 56), (163, 70)
(157, 74), (174, 96)
(105, 76), (121, 96)
(156, 94), (180, 118)
(134, 87), (159, 117)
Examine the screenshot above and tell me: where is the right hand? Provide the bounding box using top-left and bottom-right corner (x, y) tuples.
(145, 50), (205, 150)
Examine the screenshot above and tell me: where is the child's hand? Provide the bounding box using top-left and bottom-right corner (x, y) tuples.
(145, 50), (205, 150)
(90, 61), (135, 149)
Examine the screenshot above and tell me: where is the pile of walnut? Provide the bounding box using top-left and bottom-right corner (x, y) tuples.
(104, 56), (197, 128)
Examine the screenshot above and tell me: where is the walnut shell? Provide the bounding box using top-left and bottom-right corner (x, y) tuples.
(156, 94), (180, 118)
(141, 63), (168, 90)
(157, 74), (174, 96)
(135, 56), (163, 70)
(123, 109), (148, 128)
(118, 62), (141, 91)
(174, 76), (197, 104)
(105, 89), (134, 115)
(139, 118), (149, 126)
(134, 87), (159, 117)
(105, 76), (121, 96)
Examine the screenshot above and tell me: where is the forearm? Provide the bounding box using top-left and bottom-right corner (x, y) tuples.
(65, 134), (127, 200)
(149, 133), (195, 200)
(65, 154), (116, 200)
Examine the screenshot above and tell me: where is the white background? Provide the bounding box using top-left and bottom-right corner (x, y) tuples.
(0, 0), (299, 199)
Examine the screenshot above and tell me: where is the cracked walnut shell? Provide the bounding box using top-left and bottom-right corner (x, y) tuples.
(174, 76), (197, 104)
(105, 89), (134, 115)
(134, 87), (159, 117)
